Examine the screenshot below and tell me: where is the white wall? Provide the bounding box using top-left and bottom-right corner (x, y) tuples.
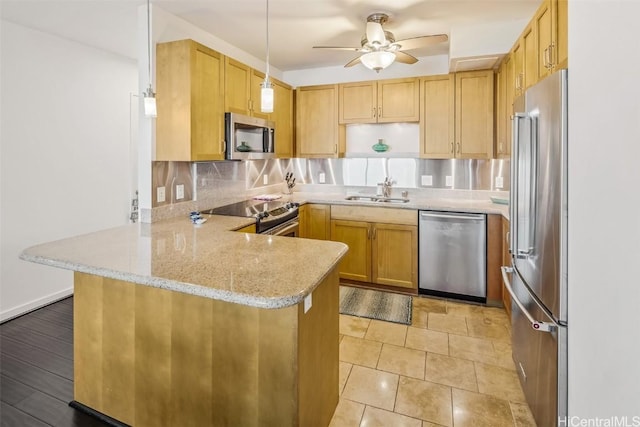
(568, 1), (640, 419)
(0, 20), (138, 321)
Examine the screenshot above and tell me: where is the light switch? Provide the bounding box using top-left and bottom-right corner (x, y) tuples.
(176, 184), (184, 200)
(496, 177), (504, 188)
(445, 176), (453, 187)
(421, 175), (433, 186)
(319, 172), (326, 184)
(263, 174), (269, 185)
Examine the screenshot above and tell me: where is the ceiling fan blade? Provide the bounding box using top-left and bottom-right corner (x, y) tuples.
(395, 51), (418, 64)
(366, 22), (386, 46)
(344, 57), (362, 68)
(313, 46), (362, 51)
(394, 34), (448, 51)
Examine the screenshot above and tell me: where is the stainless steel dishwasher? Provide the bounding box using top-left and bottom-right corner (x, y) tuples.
(418, 211), (487, 302)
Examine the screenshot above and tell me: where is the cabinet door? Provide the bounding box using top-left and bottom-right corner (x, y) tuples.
(455, 70), (494, 159)
(250, 70), (270, 120)
(536, 0), (553, 80)
(156, 39), (225, 161)
(495, 63), (507, 157)
(339, 81), (376, 124)
(296, 85), (339, 158)
(330, 220), (371, 282)
(272, 79), (294, 158)
(224, 57), (251, 115)
(377, 78), (419, 123)
(523, 24), (537, 89)
(555, 0), (568, 69)
(512, 41), (524, 98)
(420, 74), (455, 159)
(372, 223), (417, 289)
(301, 204), (331, 240)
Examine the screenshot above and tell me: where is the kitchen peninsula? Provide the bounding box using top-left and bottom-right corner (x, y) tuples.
(20, 215), (348, 427)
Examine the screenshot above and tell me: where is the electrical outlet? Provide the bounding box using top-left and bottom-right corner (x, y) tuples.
(157, 186), (166, 203)
(176, 184), (184, 200)
(263, 174), (268, 185)
(304, 293), (312, 313)
(421, 175), (433, 186)
(319, 172), (326, 184)
(496, 176), (504, 188)
(445, 176), (453, 187)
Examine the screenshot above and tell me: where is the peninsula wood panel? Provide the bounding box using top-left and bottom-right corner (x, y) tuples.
(73, 271), (339, 426)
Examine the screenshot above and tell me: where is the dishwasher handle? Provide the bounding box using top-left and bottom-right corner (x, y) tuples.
(420, 212), (485, 222)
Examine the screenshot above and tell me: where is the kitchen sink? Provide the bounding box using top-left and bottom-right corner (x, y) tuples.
(344, 195), (410, 204)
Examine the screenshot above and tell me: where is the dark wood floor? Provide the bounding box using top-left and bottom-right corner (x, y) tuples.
(0, 297), (106, 427)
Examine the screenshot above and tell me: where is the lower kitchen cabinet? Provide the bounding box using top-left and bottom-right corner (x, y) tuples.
(330, 206), (418, 290)
(299, 204), (331, 240)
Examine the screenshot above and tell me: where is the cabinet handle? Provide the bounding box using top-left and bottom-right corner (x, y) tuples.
(543, 47), (549, 68)
(334, 144), (337, 154)
(456, 142), (460, 154)
(378, 107), (382, 118)
(548, 42), (555, 69)
(367, 226), (371, 240)
(372, 227), (377, 239)
(373, 107), (377, 118)
(221, 140), (226, 153)
(450, 142), (454, 153)
(249, 99), (253, 112)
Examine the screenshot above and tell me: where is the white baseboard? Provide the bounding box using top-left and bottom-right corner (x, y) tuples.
(0, 287), (74, 323)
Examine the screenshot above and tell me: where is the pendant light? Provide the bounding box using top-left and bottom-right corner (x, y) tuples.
(260, 0), (274, 113)
(143, 0), (156, 117)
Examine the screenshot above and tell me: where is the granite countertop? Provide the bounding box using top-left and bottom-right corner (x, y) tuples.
(290, 192), (510, 220)
(20, 215), (348, 309)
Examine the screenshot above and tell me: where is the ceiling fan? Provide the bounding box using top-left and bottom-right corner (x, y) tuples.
(313, 13), (448, 72)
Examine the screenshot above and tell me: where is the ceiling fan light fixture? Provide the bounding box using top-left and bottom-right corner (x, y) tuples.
(361, 51), (396, 72)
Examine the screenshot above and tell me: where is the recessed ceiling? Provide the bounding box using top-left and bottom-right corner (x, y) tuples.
(0, 0), (541, 71)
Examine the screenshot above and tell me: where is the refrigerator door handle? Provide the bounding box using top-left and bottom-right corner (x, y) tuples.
(501, 266), (557, 333)
(510, 113), (525, 256)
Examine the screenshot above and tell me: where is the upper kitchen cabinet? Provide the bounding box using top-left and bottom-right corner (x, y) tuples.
(523, 23), (537, 90)
(224, 57), (251, 116)
(339, 78), (419, 124)
(420, 74), (455, 158)
(538, 0), (568, 75)
(272, 78), (294, 158)
(224, 58), (270, 119)
(420, 71), (494, 159)
(495, 61), (510, 158)
(296, 84), (343, 158)
(455, 70), (494, 159)
(156, 39), (225, 161)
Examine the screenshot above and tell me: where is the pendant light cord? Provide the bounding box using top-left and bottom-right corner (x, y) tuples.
(147, 0), (152, 87)
(265, 0), (270, 80)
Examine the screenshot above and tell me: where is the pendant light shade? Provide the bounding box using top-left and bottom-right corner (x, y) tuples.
(360, 51), (396, 73)
(260, 0), (274, 113)
(143, 0), (156, 118)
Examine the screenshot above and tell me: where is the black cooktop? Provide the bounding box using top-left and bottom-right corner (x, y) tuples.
(202, 200), (284, 218)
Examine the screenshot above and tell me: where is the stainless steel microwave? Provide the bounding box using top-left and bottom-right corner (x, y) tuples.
(224, 112), (275, 160)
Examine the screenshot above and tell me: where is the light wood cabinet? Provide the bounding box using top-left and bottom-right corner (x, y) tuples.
(555, 0), (568, 69)
(455, 70), (495, 159)
(249, 70), (271, 120)
(420, 74), (455, 158)
(330, 206), (418, 290)
(296, 84), (342, 158)
(495, 62), (510, 158)
(224, 57), (252, 116)
(272, 78), (294, 158)
(339, 78), (419, 124)
(512, 40), (524, 98)
(420, 71), (494, 159)
(523, 24), (537, 90)
(156, 39), (225, 161)
(535, 0), (553, 81)
(300, 204), (331, 240)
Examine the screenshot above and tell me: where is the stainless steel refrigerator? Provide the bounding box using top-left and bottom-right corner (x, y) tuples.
(501, 69), (568, 427)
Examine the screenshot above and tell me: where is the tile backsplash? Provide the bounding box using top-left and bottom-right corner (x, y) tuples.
(151, 157), (509, 211)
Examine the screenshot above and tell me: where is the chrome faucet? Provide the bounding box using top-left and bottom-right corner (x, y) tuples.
(382, 177), (393, 198)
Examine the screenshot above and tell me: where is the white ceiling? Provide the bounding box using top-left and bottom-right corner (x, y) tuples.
(1, 0), (541, 71)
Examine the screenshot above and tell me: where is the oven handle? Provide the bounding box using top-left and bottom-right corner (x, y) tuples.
(261, 219), (299, 236)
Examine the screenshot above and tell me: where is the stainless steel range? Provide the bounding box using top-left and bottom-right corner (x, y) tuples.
(202, 199), (300, 236)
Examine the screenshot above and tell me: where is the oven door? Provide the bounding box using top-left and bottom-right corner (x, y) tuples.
(261, 218), (299, 237)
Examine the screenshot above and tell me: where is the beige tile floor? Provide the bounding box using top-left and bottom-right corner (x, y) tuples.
(330, 295), (538, 427)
